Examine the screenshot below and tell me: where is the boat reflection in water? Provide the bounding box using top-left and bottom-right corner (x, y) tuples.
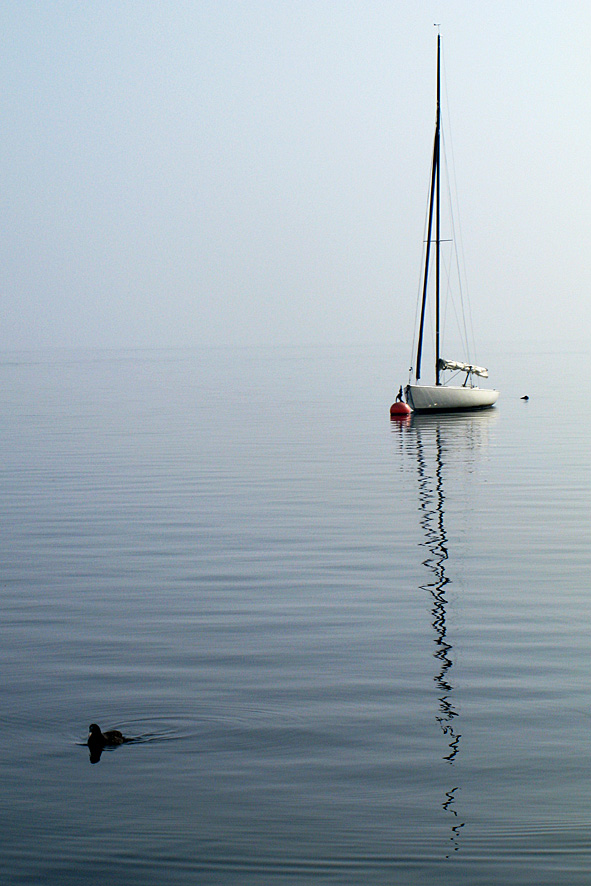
(391, 409), (496, 857)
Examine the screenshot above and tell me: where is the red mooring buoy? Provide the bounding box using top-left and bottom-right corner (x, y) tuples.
(390, 401), (411, 417)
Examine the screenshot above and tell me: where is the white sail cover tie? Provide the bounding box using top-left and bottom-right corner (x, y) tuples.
(438, 358), (488, 378)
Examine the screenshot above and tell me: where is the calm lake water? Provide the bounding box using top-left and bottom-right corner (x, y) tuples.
(2, 342), (591, 884)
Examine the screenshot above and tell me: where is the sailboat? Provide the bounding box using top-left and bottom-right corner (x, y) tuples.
(404, 35), (499, 413)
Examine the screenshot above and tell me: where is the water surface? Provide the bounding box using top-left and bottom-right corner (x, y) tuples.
(2, 343), (591, 884)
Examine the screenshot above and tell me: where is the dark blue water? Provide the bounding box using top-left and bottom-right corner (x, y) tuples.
(2, 343), (591, 884)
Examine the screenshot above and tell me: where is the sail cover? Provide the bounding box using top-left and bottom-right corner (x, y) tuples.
(438, 358), (488, 378)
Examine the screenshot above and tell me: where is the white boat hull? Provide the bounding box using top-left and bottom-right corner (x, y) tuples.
(406, 384), (499, 413)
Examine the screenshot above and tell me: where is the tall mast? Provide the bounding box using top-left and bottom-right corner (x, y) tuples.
(415, 35), (440, 383)
(435, 32), (441, 385)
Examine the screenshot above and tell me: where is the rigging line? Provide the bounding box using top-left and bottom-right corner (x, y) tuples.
(433, 225), (462, 361)
(409, 149), (437, 380)
(440, 48), (478, 362)
(439, 240), (468, 360)
(438, 241), (454, 357)
(441, 130), (473, 363)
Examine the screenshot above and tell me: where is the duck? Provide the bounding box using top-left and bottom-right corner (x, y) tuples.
(87, 723), (125, 748)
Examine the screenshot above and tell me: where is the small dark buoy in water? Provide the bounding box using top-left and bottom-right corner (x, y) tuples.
(521, 395), (529, 400)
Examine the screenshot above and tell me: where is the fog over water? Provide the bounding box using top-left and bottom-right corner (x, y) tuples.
(2, 1), (591, 351)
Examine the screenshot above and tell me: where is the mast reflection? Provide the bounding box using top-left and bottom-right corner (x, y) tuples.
(415, 422), (459, 763)
(391, 409), (495, 857)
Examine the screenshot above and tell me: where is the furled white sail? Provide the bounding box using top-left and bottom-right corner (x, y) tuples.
(438, 359), (488, 378)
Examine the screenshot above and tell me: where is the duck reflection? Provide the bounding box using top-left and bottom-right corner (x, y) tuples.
(392, 409), (496, 856)
(87, 723), (127, 764)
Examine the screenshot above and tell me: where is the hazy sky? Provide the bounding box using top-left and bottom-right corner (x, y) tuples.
(2, 1), (590, 350)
